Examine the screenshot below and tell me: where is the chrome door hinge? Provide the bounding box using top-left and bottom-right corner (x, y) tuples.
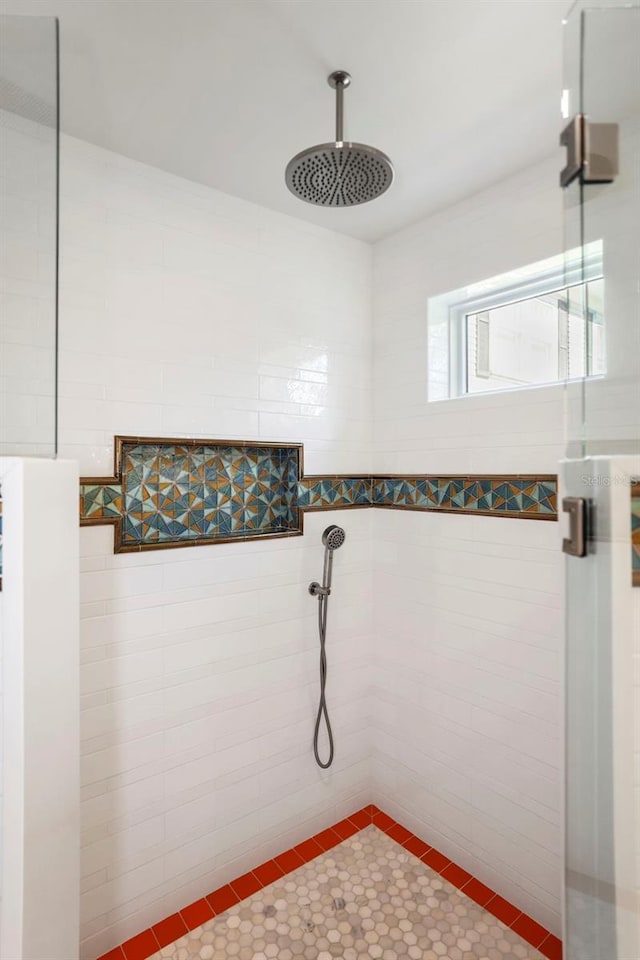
(560, 115), (619, 188)
(562, 496), (589, 557)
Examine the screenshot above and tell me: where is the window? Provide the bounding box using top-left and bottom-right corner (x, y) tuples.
(427, 243), (604, 401)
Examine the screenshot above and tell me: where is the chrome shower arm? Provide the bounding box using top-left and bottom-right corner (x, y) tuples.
(336, 82), (343, 142)
(328, 70), (351, 144)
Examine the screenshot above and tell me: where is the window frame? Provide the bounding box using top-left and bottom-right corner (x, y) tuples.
(440, 246), (604, 400)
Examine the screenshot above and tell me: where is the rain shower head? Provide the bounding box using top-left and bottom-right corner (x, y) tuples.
(322, 524), (346, 551)
(285, 71), (394, 207)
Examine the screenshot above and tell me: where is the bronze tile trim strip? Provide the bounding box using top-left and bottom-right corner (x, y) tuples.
(371, 504), (558, 521)
(632, 481), (640, 587)
(106, 435), (306, 479)
(370, 473), (558, 480)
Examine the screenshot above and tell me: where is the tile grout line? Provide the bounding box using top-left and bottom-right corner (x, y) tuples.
(97, 803), (562, 960)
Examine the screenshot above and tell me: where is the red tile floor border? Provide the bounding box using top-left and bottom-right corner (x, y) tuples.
(97, 804), (563, 960)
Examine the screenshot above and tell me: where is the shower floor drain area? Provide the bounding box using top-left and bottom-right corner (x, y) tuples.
(145, 826), (547, 960)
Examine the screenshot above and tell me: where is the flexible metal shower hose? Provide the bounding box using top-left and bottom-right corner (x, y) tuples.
(313, 591), (334, 769)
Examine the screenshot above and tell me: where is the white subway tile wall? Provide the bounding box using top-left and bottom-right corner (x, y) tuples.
(58, 136), (374, 960)
(371, 157), (566, 937)
(4, 128), (573, 958)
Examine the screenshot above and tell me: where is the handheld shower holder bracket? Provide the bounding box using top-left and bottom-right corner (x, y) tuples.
(309, 581), (330, 597)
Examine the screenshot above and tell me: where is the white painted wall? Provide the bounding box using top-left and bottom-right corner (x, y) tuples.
(371, 157), (566, 936)
(57, 136), (374, 960)
(0, 457), (79, 960)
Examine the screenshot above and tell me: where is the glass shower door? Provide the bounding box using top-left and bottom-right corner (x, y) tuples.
(562, 3), (640, 959)
(0, 14), (59, 456)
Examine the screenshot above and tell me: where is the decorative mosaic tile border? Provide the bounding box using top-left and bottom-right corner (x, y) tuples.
(80, 437), (304, 553)
(371, 475), (558, 516)
(297, 475), (373, 510)
(632, 482), (640, 586)
(95, 804), (562, 960)
(2, 440), (640, 586)
(78, 437), (561, 555)
(299, 474), (559, 517)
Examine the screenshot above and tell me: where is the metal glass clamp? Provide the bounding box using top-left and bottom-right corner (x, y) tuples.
(560, 115), (618, 188)
(562, 497), (588, 557)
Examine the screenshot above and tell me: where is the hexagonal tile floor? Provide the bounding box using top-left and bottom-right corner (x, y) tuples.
(148, 825), (545, 960)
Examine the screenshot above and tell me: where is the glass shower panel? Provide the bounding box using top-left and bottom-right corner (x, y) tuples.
(562, 3), (640, 959)
(0, 15), (59, 457)
(581, 7), (640, 460)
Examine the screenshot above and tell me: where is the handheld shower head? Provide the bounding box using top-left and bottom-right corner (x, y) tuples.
(322, 525), (346, 551)
(318, 525), (345, 598)
(309, 525), (346, 598)
(310, 525), (346, 769)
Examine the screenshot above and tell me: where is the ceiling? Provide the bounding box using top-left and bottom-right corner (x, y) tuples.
(1, 0), (570, 241)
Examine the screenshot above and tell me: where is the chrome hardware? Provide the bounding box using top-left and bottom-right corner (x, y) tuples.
(308, 525), (345, 598)
(562, 497), (587, 557)
(560, 115), (619, 187)
(560, 116), (582, 187)
(309, 525), (345, 770)
(309, 581), (330, 597)
(327, 70), (351, 143)
(285, 72), (394, 207)
(584, 121), (619, 183)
